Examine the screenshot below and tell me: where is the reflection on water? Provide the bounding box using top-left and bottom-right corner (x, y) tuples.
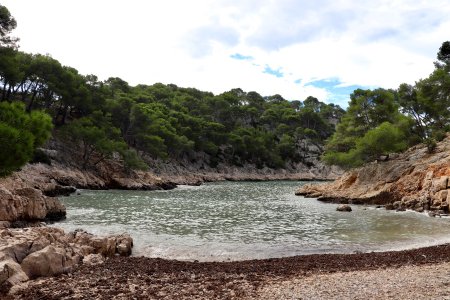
(54, 181), (450, 261)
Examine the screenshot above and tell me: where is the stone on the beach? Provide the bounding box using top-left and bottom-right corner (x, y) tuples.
(116, 234), (133, 256)
(0, 225), (135, 292)
(82, 254), (104, 266)
(0, 259), (29, 287)
(86, 236), (117, 257)
(117, 243), (131, 256)
(0, 238), (32, 264)
(336, 204), (352, 212)
(20, 245), (67, 278)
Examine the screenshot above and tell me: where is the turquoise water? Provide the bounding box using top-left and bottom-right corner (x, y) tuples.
(55, 181), (450, 261)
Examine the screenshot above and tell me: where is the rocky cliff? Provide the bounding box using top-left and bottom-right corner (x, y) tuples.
(0, 175), (66, 227)
(297, 135), (450, 215)
(20, 138), (342, 192)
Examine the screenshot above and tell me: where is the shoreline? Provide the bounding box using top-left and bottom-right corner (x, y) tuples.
(7, 243), (450, 299)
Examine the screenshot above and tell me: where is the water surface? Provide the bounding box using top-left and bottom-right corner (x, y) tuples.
(55, 181), (450, 261)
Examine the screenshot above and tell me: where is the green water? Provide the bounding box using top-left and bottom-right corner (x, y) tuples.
(55, 181), (450, 261)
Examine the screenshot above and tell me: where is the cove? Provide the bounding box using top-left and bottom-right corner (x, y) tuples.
(54, 181), (450, 261)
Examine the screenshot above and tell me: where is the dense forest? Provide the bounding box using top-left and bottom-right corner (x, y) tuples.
(0, 5), (344, 176)
(1, 4), (449, 176)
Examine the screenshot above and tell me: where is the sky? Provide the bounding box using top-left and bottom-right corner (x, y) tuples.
(3, 0), (450, 107)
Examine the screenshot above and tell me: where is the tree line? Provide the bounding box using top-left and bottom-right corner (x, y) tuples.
(0, 4), (344, 175)
(2, 3), (448, 175)
(323, 41), (450, 168)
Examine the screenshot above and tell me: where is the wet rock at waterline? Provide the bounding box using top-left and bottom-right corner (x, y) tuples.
(0, 185), (66, 224)
(336, 204), (352, 212)
(0, 227), (133, 292)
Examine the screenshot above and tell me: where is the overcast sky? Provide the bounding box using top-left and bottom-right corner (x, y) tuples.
(3, 0), (450, 107)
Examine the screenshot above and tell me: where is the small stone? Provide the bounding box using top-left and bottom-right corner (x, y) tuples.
(82, 254), (105, 266)
(336, 204), (352, 212)
(385, 203), (394, 210)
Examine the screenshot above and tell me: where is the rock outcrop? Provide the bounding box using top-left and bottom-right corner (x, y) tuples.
(336, 204), (352, 212)
(0, 227), (133, 291)
(297, 136), (450, 215)
(15, 138), (342, 194)
(0, 179), (66, 225)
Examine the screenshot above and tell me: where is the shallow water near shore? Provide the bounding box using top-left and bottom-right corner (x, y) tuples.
(54, 181), (450, 261)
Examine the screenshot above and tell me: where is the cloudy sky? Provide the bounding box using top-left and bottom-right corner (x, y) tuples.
(3, 0), (450, 107)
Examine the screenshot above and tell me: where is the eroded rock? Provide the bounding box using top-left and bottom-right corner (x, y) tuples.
(0, 183), (66, 224)
(20, 246), (67, 278)
(0, 259), (28, 288)
(0, 227), (134, 292)
(296, 135), (450, 214)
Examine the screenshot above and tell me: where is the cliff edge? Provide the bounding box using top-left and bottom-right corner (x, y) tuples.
(296, 136), (450, 215)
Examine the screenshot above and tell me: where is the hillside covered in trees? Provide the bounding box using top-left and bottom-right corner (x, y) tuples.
(1, 3), (449, 177)
(0, 4), (344, 177)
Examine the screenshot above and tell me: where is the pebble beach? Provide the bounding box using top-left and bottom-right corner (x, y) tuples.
(4, 244), (450, 299)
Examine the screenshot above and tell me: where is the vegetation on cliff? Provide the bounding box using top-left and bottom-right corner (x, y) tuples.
(323, 41), (450, 168)
(0, 4), (344, 175)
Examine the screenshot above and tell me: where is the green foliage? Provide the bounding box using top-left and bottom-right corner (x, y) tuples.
(397, 41), (450, 142)
(323, 89), (412, 168)
(0, 4), (18, 47)
(324, 41), (450, 169)
(61, 113), (147, 170)
(0, 102), (52, 176)
(120, 148), (148, 171)
(435, 41), (450, 70)
(323, 122), (408, 168)
(0, 4), (352, 171)
(356, 122), (407, 160)
(3, 4), (450, 174)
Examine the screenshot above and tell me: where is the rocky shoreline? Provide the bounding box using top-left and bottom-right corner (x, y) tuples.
(296, 136), (450, 216)
(0, 151), (342, 295)
(2, 137), (450, 297)
(0, 227), (133, 294)
(3, 243), (450, 299)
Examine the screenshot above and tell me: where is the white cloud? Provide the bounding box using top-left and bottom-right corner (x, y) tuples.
(2, 0), (450, 107)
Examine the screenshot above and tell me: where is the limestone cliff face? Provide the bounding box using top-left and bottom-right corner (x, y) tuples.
(296, 136), (450, 215)
(21, 138), (343, 192)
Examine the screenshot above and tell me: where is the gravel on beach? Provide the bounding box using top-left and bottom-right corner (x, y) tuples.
(4, 244), (450, 299)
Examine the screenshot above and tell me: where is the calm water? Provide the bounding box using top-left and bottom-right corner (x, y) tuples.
(55, 181), (450, 261)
